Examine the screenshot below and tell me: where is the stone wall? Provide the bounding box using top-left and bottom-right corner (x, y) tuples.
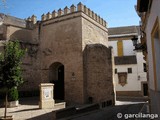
(83, 44), (114, 104)
(0, 22), (41, 91)
(6, 26), (32, 41)
(0, 3), (115, 105)
(82, 14), (108, 50)
(150, 89), (160, 116)
(39, 15), (84, 104)
(0, 13), (26, 28)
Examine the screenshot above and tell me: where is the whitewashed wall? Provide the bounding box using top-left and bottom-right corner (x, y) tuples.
(145, 0), (160, 91)
(109, 41), (117, 56)
(123, 40), (136, 55)
(109, 40), (136, 56)
(109, 38), (147, 92)
(114, 64), (146, 91)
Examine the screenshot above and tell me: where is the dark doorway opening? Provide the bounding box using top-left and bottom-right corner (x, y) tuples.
(49, 62), (64, 100)
(143, 83), (148, 96)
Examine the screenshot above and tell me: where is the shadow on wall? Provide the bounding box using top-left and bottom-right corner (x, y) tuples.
(10, 29), (33, 42)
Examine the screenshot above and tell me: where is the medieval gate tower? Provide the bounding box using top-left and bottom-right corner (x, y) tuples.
(0, 3), (115, 105)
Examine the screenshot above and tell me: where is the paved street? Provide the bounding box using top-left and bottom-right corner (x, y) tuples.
(0, 97), (149, 120)
(66, 103), (148, 120)
(0, 97), (54, 120)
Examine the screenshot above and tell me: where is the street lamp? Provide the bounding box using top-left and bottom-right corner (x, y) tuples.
(131, 36), (146, 51)
(131, 36), (138, 46)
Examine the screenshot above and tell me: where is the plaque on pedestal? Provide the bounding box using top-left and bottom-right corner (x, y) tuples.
(39, 83), (55, 109)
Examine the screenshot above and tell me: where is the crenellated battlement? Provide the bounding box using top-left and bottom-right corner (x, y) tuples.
(27, 2), (107, 27)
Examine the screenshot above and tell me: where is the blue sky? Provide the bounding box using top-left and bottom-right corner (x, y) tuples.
(0, 0), (140, 27)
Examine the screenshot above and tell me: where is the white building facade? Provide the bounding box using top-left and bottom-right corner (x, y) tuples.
(137, 0), (160, 115)
(108, 26), (148, 97)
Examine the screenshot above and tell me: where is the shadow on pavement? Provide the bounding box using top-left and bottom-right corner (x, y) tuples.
(9, 108), (40, 113)
(26, 111), (53, 120)
(19, 97), (39, 105)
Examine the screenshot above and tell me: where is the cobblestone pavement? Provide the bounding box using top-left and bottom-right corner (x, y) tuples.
(0, 97), (149, 120)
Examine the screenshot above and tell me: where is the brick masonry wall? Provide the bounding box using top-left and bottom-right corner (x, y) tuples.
(83, 44), (115, 103)
(39, 16), (84, 104)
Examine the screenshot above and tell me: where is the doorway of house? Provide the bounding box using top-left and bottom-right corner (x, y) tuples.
(49, 62), (64, 100)
(142, 83), (148, 96)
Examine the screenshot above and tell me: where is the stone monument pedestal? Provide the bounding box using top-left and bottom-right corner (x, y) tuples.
(39, 83), (55, 109)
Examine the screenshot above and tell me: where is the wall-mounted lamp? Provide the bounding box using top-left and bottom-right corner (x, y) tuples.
(138, 75), (141, 80)
(131, 36), (147, 51)
(131, 36), (138, 46)
(71, 72), (76, 80)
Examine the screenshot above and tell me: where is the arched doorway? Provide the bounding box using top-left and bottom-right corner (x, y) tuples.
(49, 62), (64, 100)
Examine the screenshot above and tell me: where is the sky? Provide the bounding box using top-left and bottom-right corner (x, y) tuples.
(0, 0), (140, 28)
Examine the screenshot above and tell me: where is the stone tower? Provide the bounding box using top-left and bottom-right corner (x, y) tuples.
(0, 3), (114, 105)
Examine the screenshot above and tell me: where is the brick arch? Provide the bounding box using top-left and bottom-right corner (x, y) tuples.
(49, 62), (65, 100)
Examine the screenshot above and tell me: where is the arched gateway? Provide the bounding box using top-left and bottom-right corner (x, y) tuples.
(49, 62), (64, 100)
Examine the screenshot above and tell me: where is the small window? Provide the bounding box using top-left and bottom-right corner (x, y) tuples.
(128, 68), (132, 73)
(0, 34), (4, 40)
(115, 69), (117, 74)
(143, 63), (147, 72)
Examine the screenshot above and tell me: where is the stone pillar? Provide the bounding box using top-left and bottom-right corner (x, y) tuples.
(77, 2), (84, 12)
(41, 14), (46, 21)
(97, 15), (100, 23)
(39, 83), (55, 109)
(52, 10), (58, 18)
(31, 15), (37, 24)
(100, 18), (103, 25)
(104, 21), (107, 27)
(46, 12), (52, 20)
(84, 6), (88, 15)
(64, 6), (70, 15)
(102, 19), (106, 27)
(95, 14), (98, 21)
(27, 17), (31, 21)
(92, 11), (95, 20)
(58, 9), (63, 16)
(88, 9), (92, 17)
(70, 4), (76, 13)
